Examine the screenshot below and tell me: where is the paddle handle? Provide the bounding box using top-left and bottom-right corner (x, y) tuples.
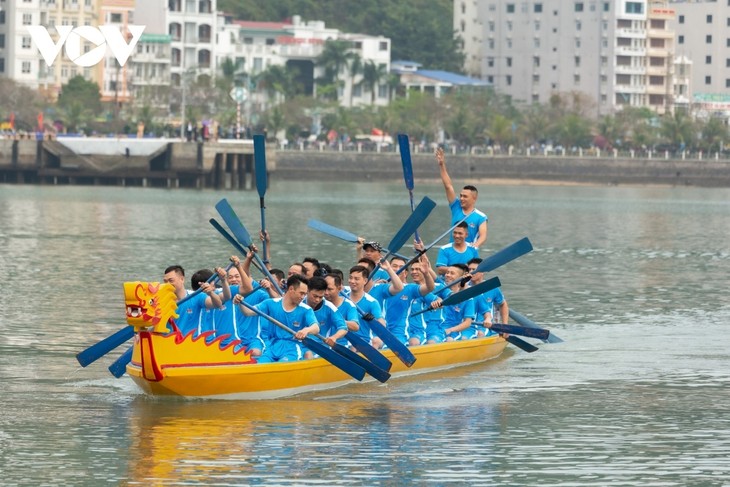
(176, 262), (235, 306)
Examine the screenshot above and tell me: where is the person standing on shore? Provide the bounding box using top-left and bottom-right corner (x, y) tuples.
(435, 147), (488, 249)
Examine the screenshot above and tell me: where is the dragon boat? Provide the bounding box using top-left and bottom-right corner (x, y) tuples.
(122, 280), (509, 400)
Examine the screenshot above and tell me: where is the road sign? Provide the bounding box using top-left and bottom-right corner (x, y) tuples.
(229, 87), (247, 103)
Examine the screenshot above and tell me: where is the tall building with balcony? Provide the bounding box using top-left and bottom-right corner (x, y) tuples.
(670, 0), (730, 117)
(166, 0), (217, 87)
(461, 0), (678, 115)
(128, 33), (171, 116)
(453, 0), (484, 77)
(0, 0), (45, 89)
(99, 0), (136, 107)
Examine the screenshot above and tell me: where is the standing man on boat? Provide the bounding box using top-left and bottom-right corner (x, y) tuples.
(436, 147), (488, 249)
(235, 274), (319, 363)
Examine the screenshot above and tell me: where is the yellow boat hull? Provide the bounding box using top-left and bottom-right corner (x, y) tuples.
(126, 331), (508, 400)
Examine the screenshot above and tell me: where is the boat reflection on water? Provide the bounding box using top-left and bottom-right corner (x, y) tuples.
(124, 357), (517, 485)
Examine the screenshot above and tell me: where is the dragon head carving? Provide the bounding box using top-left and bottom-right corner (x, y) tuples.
(123, 282), (179, 332)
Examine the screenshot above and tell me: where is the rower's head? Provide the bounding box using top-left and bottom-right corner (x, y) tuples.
(467, 257), (483, 284)
(163, 265), (186, 292)
(444, 263), (469, 283)
(452, 221), (469, 244)
(390, 256), (407, 276)
(459, 185), (478, 210)
(362, 241), (383, 261)
(324, 273), (343, 302)
(409, 262), (425, 283)
(301, 257), (320, 278)
(190, 269), (213, 291)
(227, 266), (242, 285)
(357, 257), (376, 273)
(348, 265), (370, 292)
(285, 274), (309, 304)
(288, 262), (305, 277)
(306, 276), (327, 309)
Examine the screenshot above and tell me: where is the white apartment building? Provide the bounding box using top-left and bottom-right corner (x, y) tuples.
(0, 0), (44, 89)
(454, 0), (484, 77)
(215, 14), (392, 108)
(128, 33), (171, 114)
(670, 0), (730, 117)
(99, 0), (135, 105)
(457, 0), (678, 115)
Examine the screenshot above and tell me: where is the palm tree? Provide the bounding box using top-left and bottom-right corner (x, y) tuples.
(255, 65), (297, 106)
(316, 40), (355, 102)
(362, 61), (387, 105)
(348, 54), (362, 107)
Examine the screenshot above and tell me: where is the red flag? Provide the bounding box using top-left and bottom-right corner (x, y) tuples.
(9, 112), (15, 130)
(37, 112), (44, 131)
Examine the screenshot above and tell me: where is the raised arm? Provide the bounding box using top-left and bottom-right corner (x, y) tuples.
(436, 147), (456, 204)
(418, 254), (436, 296)
(382, 260), (404, 295)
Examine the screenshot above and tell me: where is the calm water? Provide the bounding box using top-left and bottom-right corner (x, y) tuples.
(1, 181), (729, 486)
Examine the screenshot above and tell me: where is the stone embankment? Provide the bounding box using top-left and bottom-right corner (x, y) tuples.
(275, 150), (730, 187)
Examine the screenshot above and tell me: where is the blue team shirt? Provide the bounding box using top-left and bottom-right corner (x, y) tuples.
(310, 299), (348, 346)
(255, 298), (319, 343)
(449, 199), (488, 244)
(350, 293), (383, 342)
(174, 291), (207, 336)
(436, 243), (480, 268)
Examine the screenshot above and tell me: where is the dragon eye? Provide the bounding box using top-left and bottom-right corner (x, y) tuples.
(149, 299), (155, 306)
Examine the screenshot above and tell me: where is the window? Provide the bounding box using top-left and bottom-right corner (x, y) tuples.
(243, 37), (253, 44)
(461, 2), (466, 14)
(506, 75), (512, 85)
(678, 15), (684, 24)
(507, 21), (512, 31)
(506, 57), (512, 67)
(507, 3), (515, 13)
(575, 2), (584, 12)
(487, 57), (494, 67)
(487, 75), (493, 83)
(534, 38), (540, 48)
(533, 74), (539, 82)
(707, 15), (713, 23)
(22, 61), (31, 73)
(576, 20), (582, 30)
(0, 11), (5, 25)
(535, 20), (541, 30)
(535, 3), (543, 13)
(353, 84), (362, 97)
(0, 58), (4, 73)
(0, 34), (4, 48)
(574, 74), (580, 84)
(266, 38), (275, 45)
(603, 2), (609, 12)
(379, 41), (388, 51)
(678, 35), (684, 44)
(705, 76), (712, 85)
(726, 79), (730, 88)
(110, 13), (122, 22)
(575, 56), (581, 67)
(626, 2), (643, 14)
(726, 59), (730, 68)
(378, 84), (388, 98)
(707, 35), (713, 43)
(22, 13), (33, 25)
(707, 56), (712, 64)
(22, 36), (32, 49)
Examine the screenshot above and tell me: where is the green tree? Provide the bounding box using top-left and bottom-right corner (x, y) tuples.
(660, 110), (696, 150)
(348, 54), (363, 106)
(362, 61), (387, 105)
(56, 75), (102, 132)
(696, 117), (728, 152)
(316, 40), (355, 102)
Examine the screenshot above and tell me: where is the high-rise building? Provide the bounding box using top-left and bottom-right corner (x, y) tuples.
(456, 0), (679, 115)
(670, 0), (730, 117)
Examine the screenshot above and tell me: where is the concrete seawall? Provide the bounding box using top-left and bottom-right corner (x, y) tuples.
(274, 151), (730, 187)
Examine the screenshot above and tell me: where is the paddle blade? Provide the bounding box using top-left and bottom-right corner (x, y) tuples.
(307, 219), (359, 243)
(509, 309), (564, 344)
(76, 326), (134, 367)
(331, 342), (391, 383)
(398, 133), (414, 191)
(345, 331), (393, 371)
(368, 320), (417, 367)
(303, 337), (366, 381)
(477, 237), (533, 274)
(215, 198), (253, 248)
(386, 196), (436, 255)
(108, 346), (133, 378)
(253, 134), (268, 198)
(505, 335), (539, 353)
(441, 277), (501, 308)
(489, 322), (550, 340)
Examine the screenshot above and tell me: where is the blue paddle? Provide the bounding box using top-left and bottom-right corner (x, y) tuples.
(215, 198), (284, 296)
(488, 322), (550, 340)
(368, 196), (436, 280)
(209, 218), (268, 276)
(509, 309), (563, 343)
(411, 277), (502, 318)
(438, 237), (533, 292)
(390, 218), (467, 279)
(505, 335), (539, 353)
(345, 331), (393, 372)
(307, 219), (360, 243)
(253, 134), (269, 262)
(310, 330), (391, 383)
(398, 133), (420, 243)
(76, 326), (134, 367)
(237, 300), (366, 381)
